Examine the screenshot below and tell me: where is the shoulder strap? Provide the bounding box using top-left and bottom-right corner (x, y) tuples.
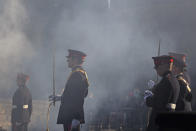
(73, 68), (89, 87)
(177, 76), (191, 93)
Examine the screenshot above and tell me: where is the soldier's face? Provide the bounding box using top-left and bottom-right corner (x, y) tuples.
(67, 57), (77, 68)
(17, 79), (25, 87)
(67, 57), (73, 68)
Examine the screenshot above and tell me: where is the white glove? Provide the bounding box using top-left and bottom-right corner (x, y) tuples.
(144, 90), (153, 101)
(49, 95), (61, 102)
(71, 119), (80, 129)
(167, 103), (176, 111)
(147, 80), (155, 89)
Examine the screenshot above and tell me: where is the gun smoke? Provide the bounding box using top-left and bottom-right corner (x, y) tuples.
(0, 0), (196, 130)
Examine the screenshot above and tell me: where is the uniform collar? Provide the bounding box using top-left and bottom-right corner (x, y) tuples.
(162, 70), (171, 77)
(19, 85), (26, 89)
(72, 65), (83, 71)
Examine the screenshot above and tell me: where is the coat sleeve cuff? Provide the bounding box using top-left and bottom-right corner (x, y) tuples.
(167, 103), (176, 110)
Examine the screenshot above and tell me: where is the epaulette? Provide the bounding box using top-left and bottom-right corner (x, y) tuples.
(73, 68), (89, 87)
(177, 76), (191, 93)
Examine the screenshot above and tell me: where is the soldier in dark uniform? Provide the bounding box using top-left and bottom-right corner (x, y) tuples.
(144, 55), (180, 131)
(169, 52), (192, 111)
(169, 52), (191, 84)
(50, 49), (89, 131)
(11, 73), (32, 131)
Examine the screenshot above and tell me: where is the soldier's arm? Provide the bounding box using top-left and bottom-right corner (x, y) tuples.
(144, 80), (155, 107)
(167, 73), (180, 110)
(69, 72), (87, 100)
(29, 93), (32, 118)
(183, 71), (191, 85)
(178, 76), (192, 102)
(11, 92), (16, 123)
(144, 90), (154, 107)
(84, 87), (88, 98)
(146, 96), (153, 107)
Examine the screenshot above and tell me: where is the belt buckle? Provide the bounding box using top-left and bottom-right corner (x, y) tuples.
(23, 105), (28, 109)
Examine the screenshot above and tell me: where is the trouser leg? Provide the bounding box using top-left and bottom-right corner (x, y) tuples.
(12, 123), (17, 131)
(63, 124), (71, 131)
(71, 125), (80, 131)
(23, 123), (28, 131)
(12, 122), (28, 131)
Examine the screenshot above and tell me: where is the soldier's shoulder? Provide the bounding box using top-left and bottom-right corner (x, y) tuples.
(177, 75), (189, 85)
(25, 87), (31, 93)
(73, 69), (86, 78)
(14, 87), (23, 94)
(13, 88), (19, 97)
(20, 87), (32, 97)
(70, 70), (83, 79)
(71, 70), (88, 84)
(14, 87), (20, 92)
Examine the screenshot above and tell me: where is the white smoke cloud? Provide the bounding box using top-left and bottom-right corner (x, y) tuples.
(0, 0), (35, 96)
(1, 0), (196, 130)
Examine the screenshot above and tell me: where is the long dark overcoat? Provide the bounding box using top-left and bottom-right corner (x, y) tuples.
(146, 72), (180, 131)
(57, 66), (89, 126)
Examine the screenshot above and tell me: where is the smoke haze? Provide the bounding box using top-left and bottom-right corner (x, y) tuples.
(0, 0), (196, 130)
